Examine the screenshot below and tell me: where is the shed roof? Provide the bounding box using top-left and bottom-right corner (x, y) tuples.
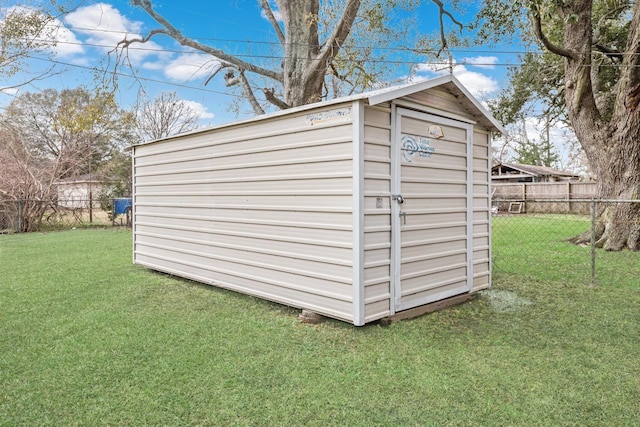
(136, 74), (504, 147)
(366, 75), (505, 133)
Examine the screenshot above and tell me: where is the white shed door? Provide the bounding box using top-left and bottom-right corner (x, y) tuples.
(392, 107), (473, 312)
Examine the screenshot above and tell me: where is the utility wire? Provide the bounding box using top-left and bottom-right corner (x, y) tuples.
(24, 33), (640, 69)
(0, 55), (243, 100)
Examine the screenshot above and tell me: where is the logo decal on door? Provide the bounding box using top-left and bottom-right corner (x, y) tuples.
(401, 134), (436, 163)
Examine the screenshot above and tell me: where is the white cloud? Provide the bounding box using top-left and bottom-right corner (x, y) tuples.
(48, 21), (85, 57)
(162, 53), (222, 82)
(463, 56), (499, 69)
(62, 4), (223, 85)
(451, 67), (499, 99)
(0, 6), (84, 57)
(63, 3), (164, 64)
(65, 3), (141, 37)
(0, 87), (19, 95)
(140, 61), (166, 71)
(523, 117), (569, 142)
(413, 60), (499, 99)
(182, 100), (215, 120)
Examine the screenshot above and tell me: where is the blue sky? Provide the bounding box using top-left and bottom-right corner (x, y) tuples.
(3, 1), (524, 126)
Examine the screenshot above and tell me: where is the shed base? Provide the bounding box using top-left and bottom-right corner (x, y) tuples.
(299, 309), (325, 324)
(380, 293), (474, 325)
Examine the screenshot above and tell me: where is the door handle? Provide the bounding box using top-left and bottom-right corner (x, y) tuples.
(392, 194), (404, 204)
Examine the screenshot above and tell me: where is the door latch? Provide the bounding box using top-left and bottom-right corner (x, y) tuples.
(391, 194), (404, 204)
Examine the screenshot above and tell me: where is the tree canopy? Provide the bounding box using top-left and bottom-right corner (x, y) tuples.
(0, 2), (62, 89)
(118, 0), (466, 115)
(2, 87), (134, 179)
(479, 0), (640, 250)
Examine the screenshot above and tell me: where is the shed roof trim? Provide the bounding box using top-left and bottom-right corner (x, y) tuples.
(135, 75), (504, 147)
(366, 75), (504, 133)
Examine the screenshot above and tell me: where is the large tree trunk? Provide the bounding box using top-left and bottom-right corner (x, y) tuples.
(578, 161), (640, 251)
(560, 0), (640, 250)
(277, 0), (361, 107)
(278, 0), (325, 106)
(130, 0), (361, 113)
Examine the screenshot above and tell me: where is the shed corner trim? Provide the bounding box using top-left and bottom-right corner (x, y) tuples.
(351, 99), (366, 326)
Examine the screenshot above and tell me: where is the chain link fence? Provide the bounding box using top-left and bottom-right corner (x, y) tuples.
(2, 196), (637, 287)
(0, 198), (131, 233)
(492, 198), (640, 286)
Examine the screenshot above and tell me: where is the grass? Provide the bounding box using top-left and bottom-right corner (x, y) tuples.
(492, 214), (591, 281)
(492, 214), (639, 286)
(1, 223), (638, 426)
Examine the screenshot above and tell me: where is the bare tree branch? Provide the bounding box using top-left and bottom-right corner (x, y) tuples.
(0, 66), (57, 92)
(317, 0), (362, 64)
(262, 87), (290, 110)
(403, 0), (473, 58)
(128, 0), (283, 83)
(329, 63), (353, 86)
(258, 0), (285, 44)
(529, 5), (576, 59)
(431, 0), (467, 31)
(136, 91), (200, 142)
(204, 61), (234, 86)
(237, 70), (266, 115)
(430, 0), (472, 56)
(594, 43), (624, 63)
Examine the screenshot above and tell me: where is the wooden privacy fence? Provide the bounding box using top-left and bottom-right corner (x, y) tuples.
(492, 182), (597, 214)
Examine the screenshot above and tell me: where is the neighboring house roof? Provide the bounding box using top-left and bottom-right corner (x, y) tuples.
(135, 74), (505, 147)
(56, 174), (103, 184)
(492, 162), (579, 180)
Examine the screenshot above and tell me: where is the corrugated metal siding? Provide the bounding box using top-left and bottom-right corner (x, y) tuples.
(403, 88), (470, 118)
(132, 81), (495, 325)
(472, 129), (491, 291)
(361, 99), (492, 322)
(133, 105), (357, 322)
(396, 112), (470, 310)
(362, 105), (393, 322)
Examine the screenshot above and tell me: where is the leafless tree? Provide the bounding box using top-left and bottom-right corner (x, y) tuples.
(0, 129), (74, 231)
(135, 91), (200, 142)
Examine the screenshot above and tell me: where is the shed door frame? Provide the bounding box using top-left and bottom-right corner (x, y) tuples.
(390, 106), (475, 313)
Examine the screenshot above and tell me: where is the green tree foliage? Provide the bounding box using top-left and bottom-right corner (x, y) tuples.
(480, 0), (630, 127)
(2, 87), (135, 179)
(0, 3), (61, 88)
(0, 87), (135, 231)
(513, 137), (559, 168)
(478, 0), (640, 250)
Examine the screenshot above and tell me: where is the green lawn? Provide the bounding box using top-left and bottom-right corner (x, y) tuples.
(492, 214), (639, 286)
(1, 225), (638, 426)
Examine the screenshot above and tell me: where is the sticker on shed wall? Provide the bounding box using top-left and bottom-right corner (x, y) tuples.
(428, 125), (445, 138)
(401, 134), (436, 163)
(305, 107), (352, 126)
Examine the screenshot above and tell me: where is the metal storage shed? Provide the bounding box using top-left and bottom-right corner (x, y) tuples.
(131, 75), (504, 326)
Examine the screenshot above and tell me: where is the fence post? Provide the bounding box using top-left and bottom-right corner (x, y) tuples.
(590, 199), (596, 286)
(17, 199), (24, 233)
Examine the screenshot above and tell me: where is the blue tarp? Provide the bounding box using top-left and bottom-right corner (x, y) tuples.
(113, 198), (132, 215)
